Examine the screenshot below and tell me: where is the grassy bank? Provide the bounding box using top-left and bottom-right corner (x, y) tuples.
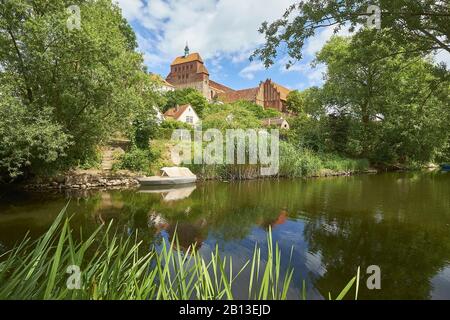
(188, 142), (370, 181)
(279, 142), (370, 178)
(0, 206), (359, 300)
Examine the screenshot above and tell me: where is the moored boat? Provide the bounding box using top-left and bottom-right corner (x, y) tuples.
(138, 176), (197, 186)
(441, 164), (450, 171)
(137, 167), (197, 186)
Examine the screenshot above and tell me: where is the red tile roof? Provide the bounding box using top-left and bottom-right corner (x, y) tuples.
(218, 87), (259, 103)
(209, 80), (235, 93)
(150, 74), (175, 88)
(171, 53), (203, 65)
(272, 83), (291, 101)
(164, 104), (191, 120)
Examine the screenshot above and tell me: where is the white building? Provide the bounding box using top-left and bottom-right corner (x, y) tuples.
(150, 74), (175, 93)
(262, 117), (290, 130)
(163, 104), (200, 125)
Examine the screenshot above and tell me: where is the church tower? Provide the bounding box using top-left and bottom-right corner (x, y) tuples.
(184, 43), (190, 57)
(166, 46), (211, 100)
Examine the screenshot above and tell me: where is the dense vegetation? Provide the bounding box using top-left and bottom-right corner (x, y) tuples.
(285, 30), (449, 167)
(1, 1), (448, 183)
(252, 0), (449, 68)
(0, 0), (163, 181)
(253, 1), (450, 168)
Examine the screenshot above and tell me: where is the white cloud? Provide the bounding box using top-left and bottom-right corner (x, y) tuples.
(115, 0), (144, 21)
(116, 0), (296, 63)
(239, 61), (265, 80)
(278, 25), (354, 88)
(434, 50), (450, 69)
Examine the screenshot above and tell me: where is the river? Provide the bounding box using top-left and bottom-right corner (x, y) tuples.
(1, 171), (449, 299)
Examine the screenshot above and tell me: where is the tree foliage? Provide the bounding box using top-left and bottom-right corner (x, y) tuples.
(163, 88), (208, 117)
(252, 0), (450, 68)
(0, 0), (161, 178)
(202, 103), (262, 130)
(288, 30), (450, 165)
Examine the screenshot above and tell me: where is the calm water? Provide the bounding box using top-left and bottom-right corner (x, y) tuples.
(1, 172), (450, 300)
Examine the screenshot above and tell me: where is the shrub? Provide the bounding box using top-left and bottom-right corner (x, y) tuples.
(279, 142), (369, 177)
(114, 147), (158, 173)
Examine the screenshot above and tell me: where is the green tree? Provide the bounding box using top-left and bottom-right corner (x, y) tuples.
(163, 88), (208, 117)
(202, 103), (262, 130)
(252, 0), (450, 68)
(0, 84), (69, 180)
(286, 90), (305, 114)
(315, 30), (449, 164)
(287, 87), (325, 116)
(226, 100), (281, 119)
(0, 0), (160, 178)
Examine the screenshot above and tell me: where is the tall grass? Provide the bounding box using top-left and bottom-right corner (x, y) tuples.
(279, 142), (370, 178)
(0, 205), (359, 300)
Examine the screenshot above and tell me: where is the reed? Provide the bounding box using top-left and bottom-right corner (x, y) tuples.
(0, 205), (359, 300)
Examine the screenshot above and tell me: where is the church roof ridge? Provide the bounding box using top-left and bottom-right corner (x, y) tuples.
(171, 52), (204, 65)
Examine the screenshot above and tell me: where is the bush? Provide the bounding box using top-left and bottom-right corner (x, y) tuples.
(279, 142), (369, 177)
(156, 119), (193, 139)
(279, 142), (323, 177)
(230, 100), (282, 119)
(114, 147), (158, 173)
(322, 155), (369, 172)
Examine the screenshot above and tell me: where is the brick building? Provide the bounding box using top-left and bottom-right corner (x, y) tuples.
(218, 79), (290, 113)
(165, 46), (290, 112)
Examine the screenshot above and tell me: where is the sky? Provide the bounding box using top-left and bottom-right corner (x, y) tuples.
(115, 0), (450, 91)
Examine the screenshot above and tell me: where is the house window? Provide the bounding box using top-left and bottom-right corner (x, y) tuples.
(186, 116), (194, 124)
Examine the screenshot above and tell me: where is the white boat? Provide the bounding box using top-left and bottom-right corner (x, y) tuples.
(137, 167), (197, 186)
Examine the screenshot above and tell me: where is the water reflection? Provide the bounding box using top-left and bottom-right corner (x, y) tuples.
(138, 184), (197, 202)
(0, 171), (449, 299)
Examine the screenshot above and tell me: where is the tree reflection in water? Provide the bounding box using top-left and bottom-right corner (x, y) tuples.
(1, 172), (449, 299)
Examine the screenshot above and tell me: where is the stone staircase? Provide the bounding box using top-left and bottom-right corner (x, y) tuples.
(101, 148), (116, 171)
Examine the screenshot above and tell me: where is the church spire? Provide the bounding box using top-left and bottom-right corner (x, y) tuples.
(184, 42), (190, 57)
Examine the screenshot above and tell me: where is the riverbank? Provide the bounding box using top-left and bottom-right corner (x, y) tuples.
(2, 171), (449, 299)
(19, 167), (379, 191)
(22, 169), (140, 191)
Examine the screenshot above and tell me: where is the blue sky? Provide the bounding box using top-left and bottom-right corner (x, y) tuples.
(116, 0), (449, 91)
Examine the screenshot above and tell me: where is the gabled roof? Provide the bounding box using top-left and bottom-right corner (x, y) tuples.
(164, 104), (192, 120)
(272, 83), (291, 101)
(171, 53), (203, 65)
(262, 117), (288, 126)
(218, 87), (259, 103)
(150, 74), (175, 88)
(209, 80), (235, 93)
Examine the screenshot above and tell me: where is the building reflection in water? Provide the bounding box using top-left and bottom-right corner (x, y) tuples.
(143, 184), (206, 251)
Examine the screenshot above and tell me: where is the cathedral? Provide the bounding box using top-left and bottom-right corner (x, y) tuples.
(165, 46), (291, 113)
